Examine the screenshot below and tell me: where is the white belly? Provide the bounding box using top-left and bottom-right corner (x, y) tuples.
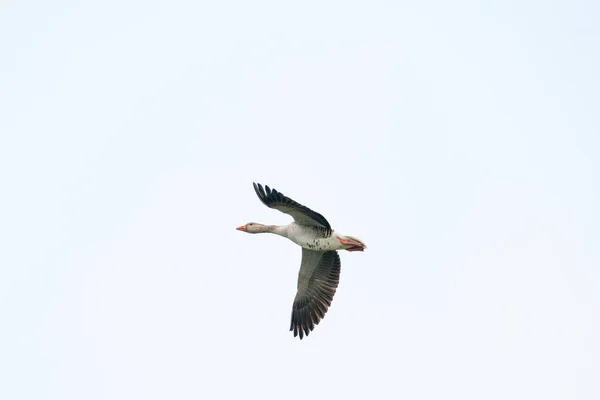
(285, 223), (343, 251)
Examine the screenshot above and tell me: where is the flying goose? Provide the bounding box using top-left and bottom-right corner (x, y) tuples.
(237, 183), (366, 339)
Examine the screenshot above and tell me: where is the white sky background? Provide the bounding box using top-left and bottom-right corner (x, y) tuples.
(1, 1), (598, 399)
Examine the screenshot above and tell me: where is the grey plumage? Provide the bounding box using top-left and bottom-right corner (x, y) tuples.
(290, 249), (341, 339)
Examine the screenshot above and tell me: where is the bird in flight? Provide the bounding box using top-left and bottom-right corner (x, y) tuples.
(237, 183), (367, 339)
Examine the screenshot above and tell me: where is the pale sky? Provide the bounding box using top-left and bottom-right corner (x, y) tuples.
(1, 1), (599, 399)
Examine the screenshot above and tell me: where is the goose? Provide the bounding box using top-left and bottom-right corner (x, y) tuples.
(237, 183), (367, 339)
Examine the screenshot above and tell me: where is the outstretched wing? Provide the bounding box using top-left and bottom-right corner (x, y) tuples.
(253, 183), (331, 229)
(290, 249), (341, 339)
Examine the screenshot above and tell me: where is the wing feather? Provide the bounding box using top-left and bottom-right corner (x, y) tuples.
(290, 249), (341, 339)
(253, 183), (331, 229)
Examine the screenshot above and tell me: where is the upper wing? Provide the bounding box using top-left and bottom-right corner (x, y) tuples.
(253, 183), (331, 229)
(290, 249), (341, 339)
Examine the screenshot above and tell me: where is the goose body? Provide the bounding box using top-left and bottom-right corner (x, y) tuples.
(285, 223), (360, 251)
(237, 183), (366, 339)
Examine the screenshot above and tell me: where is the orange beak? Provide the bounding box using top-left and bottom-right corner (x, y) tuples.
(236, 225), (247, 231)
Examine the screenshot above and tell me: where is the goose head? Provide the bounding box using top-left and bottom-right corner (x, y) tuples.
(236, 222), (269, 234)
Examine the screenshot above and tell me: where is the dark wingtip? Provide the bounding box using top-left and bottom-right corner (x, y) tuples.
(253, 182), (269, 205)
(290, 322), (313, 340)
